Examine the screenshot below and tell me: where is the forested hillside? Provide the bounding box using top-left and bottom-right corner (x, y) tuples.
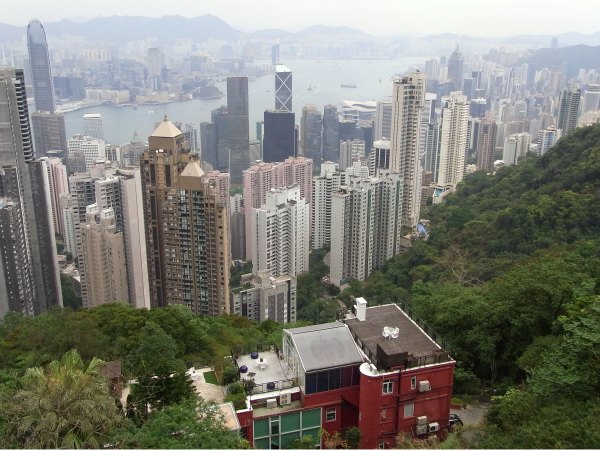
(341, 124), (600, 447)
(0, 305), (299, 448)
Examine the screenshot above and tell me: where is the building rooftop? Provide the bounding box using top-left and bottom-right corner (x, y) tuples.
(180, 159), (205, 178)
(286, 322), (365, 372)
(237, 348), (296, 393)
(151, 118), (182, 138)
(345, 304), (451, 371)
(217, 402), (241, 431)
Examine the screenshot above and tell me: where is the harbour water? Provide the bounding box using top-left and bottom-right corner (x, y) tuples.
(64, 57), (429, 145)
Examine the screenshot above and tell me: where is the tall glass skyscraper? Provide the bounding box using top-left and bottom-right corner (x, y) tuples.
(275, 65), (293, 112)
(27, 20), (55, 112)
(227, 77), (250, 183)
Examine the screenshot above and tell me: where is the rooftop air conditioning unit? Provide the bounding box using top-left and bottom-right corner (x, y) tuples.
(428, 422), (440, 433)
(418, 380), (431, 392)
(279, 393), (291, 406)
(416, 416), (428, 426)
(266, 398), (277, 409)
(416, 424), (428, 436)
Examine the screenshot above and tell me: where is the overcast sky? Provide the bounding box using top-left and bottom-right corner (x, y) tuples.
(3, 0), (599, 36)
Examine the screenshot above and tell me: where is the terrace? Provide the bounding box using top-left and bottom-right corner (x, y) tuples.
(233, 344), (297, 396)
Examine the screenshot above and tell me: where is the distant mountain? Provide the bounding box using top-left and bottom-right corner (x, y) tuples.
(43, 14), (239, 43)
(296, 25), (371, 38)
(0, 22), (22, 42)
(520, 44), (600, 77)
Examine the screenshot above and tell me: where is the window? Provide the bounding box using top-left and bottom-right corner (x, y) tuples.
(404, 403), (414, 417)
(411, 376), (417, 390)
(326, 407), (336, 422)
(382, 380), (393, 394)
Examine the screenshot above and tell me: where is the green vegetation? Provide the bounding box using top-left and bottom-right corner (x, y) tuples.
(60, 273), (82, 310)
(340, 124), (600, 447)
(230, 261), (252, 288)
(297, 246), (341, 323)
(0, 349), (122, 448)
(0, 304), (289, 448)
(203, 370), (219, 385)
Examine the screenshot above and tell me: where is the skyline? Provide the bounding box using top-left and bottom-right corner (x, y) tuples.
(1, 0), (599, 37)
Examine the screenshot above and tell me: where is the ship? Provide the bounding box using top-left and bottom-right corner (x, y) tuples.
(341, 84), (357, 88)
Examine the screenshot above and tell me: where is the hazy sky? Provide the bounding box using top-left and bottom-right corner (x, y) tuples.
(4, 0), (599, 36)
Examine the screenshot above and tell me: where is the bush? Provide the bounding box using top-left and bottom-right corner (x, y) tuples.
(222, 365), (239, 384)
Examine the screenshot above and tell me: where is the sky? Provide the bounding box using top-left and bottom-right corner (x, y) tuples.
(2, 0), (599, 37)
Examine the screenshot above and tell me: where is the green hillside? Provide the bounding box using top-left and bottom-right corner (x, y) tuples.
(341, 124), (600, 447)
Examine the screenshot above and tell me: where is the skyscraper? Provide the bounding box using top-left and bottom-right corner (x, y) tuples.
(390, 72), (425, 229)
(164, 160), (231, 315)
(27, 20), (55, 112)
(0, 68), (62, 316)
(322, 105), (339, 163)
(141, 119), (230, 314)
(31, 111), (67, 156)
(437, 92), (469, 187)
(243, 157), (312, 260)
(141, 119), (193, 308)
(557, 85), (581, 134)
(83, 113), (104, 140)
(67, 135), (106, 172)
(503, 133), (531, 166)
(311, 162), (345, 250)
(263, 110), (296, 163)
(0, 198), (35, 317)
(447, 46), (464, 91)
(42, 157), (68, 237)
(374, 101), (393, 141)
(251, 186), (309, 278)
(200, 121), (217, 169)
(227, 77), (250, 183)
(476, 115), (498, 172)
(330, 170), (403, 287)
(581, 84), (600, 114)
(538, 126), (562, 155)
(300, 104), (322, 167)
(82, 205), (129, 307)
(275, 65), (293, 112)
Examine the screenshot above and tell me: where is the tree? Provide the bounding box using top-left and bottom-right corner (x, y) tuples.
(112, 399), (242, 449)
(127, 322), (192, 416)
(0, 349), (121, 448)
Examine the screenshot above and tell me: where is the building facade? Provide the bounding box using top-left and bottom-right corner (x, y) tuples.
(234, 298), (455, 449)
(230, 270), (297, 323)
(31, 111), (67, 157)
(227, 77), (250, 183)
(475, 115), (498, 172)
(330, 171), (403, 287)
(141, 119), (230, 314)
(390, 73), (425, 230)
(263, 110), (296, 163)
(82, 205), (129, 307)
(275, 65), (293, 112)
(300, 105), (322, 168)
(251, 186), (309, 278)
(243, 157), (312, 261)
(0, 68), (62, 316)
(437, 92), (469, 187)
(27, 20), (55, 112)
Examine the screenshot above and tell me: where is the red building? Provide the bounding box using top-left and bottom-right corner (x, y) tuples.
(234, 298), (455, 449)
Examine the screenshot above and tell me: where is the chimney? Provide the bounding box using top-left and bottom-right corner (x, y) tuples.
(355, 297), (367, 321)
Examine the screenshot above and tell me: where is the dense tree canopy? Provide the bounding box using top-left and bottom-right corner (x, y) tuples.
(340, 125), (600, 447)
